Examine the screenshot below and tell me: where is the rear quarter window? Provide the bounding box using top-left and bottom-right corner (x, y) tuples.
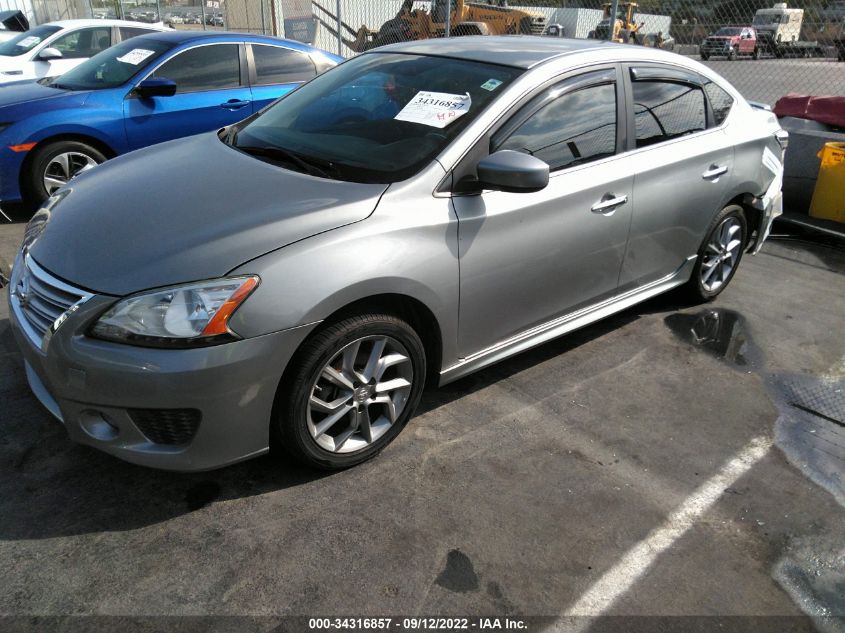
(702, 78), (735, 126)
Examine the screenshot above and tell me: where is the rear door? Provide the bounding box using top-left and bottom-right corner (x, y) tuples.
(451, 67), (637, 356)
(619, 65), (734, 290)
(246, 43), (318, 112)
(123, 42), (252, 150)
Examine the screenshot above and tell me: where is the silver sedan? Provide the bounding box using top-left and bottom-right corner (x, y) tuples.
(8, 36), (786, 470)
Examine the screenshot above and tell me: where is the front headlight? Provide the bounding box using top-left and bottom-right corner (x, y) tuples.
(90, 276), (259, 348)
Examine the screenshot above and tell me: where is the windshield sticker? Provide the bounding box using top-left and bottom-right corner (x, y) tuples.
(16, 36), (41, 48)
(394, 91), (472, 128)
(116, 48), (156, 65)
(480, 79), (503, 92)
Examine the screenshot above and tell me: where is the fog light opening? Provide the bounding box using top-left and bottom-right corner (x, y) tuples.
(78, 410), (119, 441)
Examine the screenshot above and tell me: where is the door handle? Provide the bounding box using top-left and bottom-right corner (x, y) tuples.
(591, 193), (628, 215)
(220, 99), (250, 110)
(702, 164), (729, 180)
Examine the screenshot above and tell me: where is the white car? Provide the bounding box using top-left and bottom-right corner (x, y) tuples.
(0, 19), (171, 84)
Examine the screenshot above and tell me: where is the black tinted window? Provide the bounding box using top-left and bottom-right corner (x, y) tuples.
(632, 79), (706, 147)
(702, 78), (734, 126)
(120, 26), (159, 40)
(252, 44), (315, 85)
(498, 82), (617, 171)
(153, 44), (240, 92)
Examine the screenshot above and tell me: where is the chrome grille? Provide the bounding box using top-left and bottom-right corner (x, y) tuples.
(9, 253), (92, 348)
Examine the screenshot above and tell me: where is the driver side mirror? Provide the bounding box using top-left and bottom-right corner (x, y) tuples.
(475, 150), (549, 194)
(135, 77), (177, 98)
(38, 47), (63, 61)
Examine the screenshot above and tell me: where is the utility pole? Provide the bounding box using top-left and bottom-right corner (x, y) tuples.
(445, 0), (451, 37)
(608, 0), (619, 40)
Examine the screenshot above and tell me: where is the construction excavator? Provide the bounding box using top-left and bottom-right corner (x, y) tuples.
(313, 0), (547, 53)
(591, 2), (645, 44)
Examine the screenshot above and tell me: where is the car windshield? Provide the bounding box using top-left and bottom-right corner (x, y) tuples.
(0, 25), (61, 57)
(50, 38), (175, 90)
(229, 52), (522, 183)
(715, 27), (743, 36)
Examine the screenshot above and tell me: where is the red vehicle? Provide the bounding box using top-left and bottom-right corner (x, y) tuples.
(700, 26), (759, 60)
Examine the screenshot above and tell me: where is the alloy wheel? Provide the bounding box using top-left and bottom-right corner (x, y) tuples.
(43, 151), (100, 194)
(700, 216), (743, 292)
(307, 335), (414, 454)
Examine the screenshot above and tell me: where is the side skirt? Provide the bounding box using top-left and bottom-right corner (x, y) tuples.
(439, 256), (697, 386)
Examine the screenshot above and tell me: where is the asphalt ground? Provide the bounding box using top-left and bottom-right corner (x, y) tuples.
(1, 215), (844, 631)
(697, 57), (845, 106)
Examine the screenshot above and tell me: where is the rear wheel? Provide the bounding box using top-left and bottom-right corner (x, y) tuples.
(274, 314), (426, 470)
(683, 205), (748, 302)
(752, 46), (760, 59)
(24, 140), (106, 206)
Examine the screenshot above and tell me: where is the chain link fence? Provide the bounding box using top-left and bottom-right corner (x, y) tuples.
(9, 0), (845, 104)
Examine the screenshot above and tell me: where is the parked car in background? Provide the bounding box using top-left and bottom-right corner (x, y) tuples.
(701, 26), (759, 60)
(0, 31), (341, 206)
(7, 38), (786, 471)
(0, 19), (170, 84)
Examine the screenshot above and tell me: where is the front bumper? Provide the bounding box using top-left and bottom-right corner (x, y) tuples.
(7, 255), (315, 471)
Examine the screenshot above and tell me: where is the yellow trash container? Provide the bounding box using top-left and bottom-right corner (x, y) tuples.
(809, 142), (845, 223)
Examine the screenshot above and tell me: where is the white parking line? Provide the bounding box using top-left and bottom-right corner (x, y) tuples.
(557, 435), (773, 628)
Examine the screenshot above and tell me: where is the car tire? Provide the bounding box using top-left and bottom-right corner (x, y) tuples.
(273, 313), (426, 470)
(24, 140), (106, 206)
(752, 46), (760, 59)
(700, 52), (709, 60)
(683, 205), (748, 303)
(727, 49), (736, 61)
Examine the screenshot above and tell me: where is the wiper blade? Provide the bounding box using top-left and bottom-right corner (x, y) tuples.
(235, 145), (332, 179)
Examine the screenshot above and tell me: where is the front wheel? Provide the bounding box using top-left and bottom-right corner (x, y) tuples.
(700, 52), (710, 60)
(683, 205), (748, 302)
(274, 314), (426, 469)
(727, 48), (736, 61)
(24, 140), (106, 206)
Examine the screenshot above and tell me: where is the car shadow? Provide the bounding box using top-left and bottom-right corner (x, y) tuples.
(0, 287), (696, 542)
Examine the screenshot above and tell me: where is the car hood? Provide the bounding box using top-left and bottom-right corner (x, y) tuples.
(29, 133), (389, 296)
(0, 80), (83, 109)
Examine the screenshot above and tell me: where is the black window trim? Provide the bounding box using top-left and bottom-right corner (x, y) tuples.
(130, 41), (248, 97)
(442, 62), (627, 194)
(245, 41), (316, 88)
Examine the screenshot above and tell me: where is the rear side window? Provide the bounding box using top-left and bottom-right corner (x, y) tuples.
(153, 44), (241, 93)
(496, 79), (617, 171)
(631, 79), (706, 147)
(252, 44), (316, 85)
(120, 26), (160, 40)
(702, 78), (734, 126)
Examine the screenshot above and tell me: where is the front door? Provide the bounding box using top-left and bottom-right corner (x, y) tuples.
(452, 68), (636, 357)
(123, 43), (252, 150)
(36, 26), (113, 79)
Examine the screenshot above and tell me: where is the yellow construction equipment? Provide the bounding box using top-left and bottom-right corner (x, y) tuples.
(592, 2), (645, 44)
(339, 0), (547, 53)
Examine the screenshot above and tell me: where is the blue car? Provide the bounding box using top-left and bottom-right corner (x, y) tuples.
(0, 31), (341, 206)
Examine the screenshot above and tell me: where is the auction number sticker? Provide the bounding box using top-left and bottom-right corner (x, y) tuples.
(16, 36), (41, 48)
(395, 91), (472, 128)
(116, 48), (156, 65)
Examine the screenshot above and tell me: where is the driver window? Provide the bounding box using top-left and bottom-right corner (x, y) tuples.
(151, 44), (241, 93)
(495, 82), (618, 171)
(51, 27), (112, 59)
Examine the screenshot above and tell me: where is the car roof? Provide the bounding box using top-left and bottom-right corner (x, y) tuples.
(42, 18), (171, 30)
(370, 36), (627, 69)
